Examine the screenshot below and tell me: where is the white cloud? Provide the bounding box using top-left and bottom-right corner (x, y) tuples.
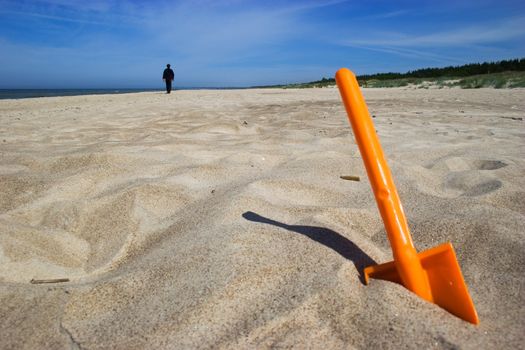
(342, 43), (465, 64)
(0, 9), (109, 25)
(341, 16), (525, 47)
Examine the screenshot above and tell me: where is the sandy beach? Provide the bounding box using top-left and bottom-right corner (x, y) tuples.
(0, 87), (524, 349)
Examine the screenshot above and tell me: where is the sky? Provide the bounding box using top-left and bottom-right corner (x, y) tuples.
(0, 0), (524, 88)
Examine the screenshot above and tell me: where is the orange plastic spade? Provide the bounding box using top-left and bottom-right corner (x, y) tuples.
(335, 68), (479, 324)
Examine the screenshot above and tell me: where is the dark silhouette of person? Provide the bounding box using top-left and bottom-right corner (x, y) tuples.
(162, 64), (175, 94)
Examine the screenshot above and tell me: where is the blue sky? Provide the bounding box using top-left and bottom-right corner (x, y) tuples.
(0, 0), (524, 88)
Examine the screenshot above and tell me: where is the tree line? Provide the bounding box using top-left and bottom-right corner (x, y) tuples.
(311, 58), (525, 84)
(358, 58), (525, 80)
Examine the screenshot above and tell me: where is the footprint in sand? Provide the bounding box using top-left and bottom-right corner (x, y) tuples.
(425, 157), (508, 172)
(473, 160), (507, 170)
(444, 173), (502, 197)
(418, 157), (507, 198)
(443, 158), (506, 196)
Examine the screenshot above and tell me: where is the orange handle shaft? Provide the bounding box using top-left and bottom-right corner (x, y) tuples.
(335, 68), (432, 300)
(335, 68), (414, 253)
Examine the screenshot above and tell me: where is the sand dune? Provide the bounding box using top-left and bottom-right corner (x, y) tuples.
(0, 87), (524, 349)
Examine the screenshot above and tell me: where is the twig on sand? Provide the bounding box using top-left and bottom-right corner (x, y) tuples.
(340, 175), (360, 181)
(30, 278), (70, 284)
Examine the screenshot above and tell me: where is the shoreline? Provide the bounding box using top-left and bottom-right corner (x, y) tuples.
(3, 85), (525, 101)
(0, 88), (164, 101)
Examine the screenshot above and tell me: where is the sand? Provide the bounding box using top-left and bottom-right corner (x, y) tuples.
(0, 87), (524, 349)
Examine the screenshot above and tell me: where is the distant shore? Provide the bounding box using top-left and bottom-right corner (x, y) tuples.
(0, 87), (255, 100)
(0, 88), (164, 100)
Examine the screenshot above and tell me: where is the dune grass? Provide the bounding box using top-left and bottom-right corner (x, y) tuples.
(267, 71), (525, 89)
(359, 71), (525, 89)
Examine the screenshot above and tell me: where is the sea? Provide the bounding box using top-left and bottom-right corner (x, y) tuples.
(0, 87), (248, 100)
(0, 88), (163, 100)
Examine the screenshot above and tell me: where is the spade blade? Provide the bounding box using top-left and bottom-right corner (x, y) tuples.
(364, 242), (479, 324)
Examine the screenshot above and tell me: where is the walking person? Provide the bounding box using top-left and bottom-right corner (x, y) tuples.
(162, 64), (175, 94)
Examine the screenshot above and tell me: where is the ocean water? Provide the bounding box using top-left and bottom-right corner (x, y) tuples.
(0, 89), (163, 100)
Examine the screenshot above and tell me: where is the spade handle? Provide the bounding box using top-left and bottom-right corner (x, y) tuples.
(335, 68), (432, 300)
